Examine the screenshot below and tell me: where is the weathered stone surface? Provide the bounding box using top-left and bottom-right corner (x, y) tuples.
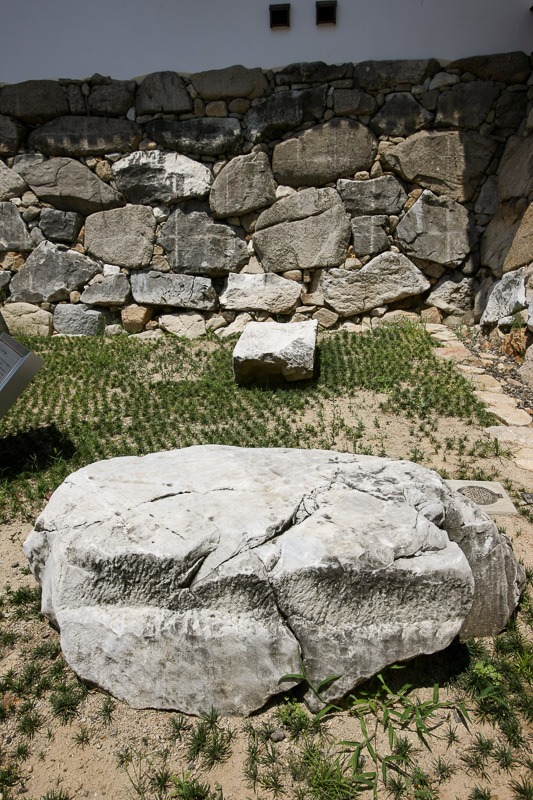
(39, 209), (83, 244)
(244, 88), (327, 142)
(333, 89), (377, 117)
(273, 120), (377, 187)
(191, 65), (268, 101)
(474, 391), (531, 427)
(0, 301), (53, 336)
(353, 59), (440, 91)
(480, 267), (526, 327)
(0, 271), (11, 295)
(274, 62), (349, 84)
(158, 207), (248, 276)
(498, 135), (533, 202)
(351, 216), (389, 258)
(121, 303), (152, 332)
(0, 80), (68, 123)
(337, 175), (407, 216)
(28, 117), (141, 157)
(135, 72), (192, 116)
(219, 273), (301, 313)
(0, 161), (27, 201)
(23, 446), (523, 714)
(0, 202), (33, 252)
(19, 157), (124, 216)
(480, 202), (532, 277)
(216, 312), (252, 338)
(474, 176), (499, 216)
(493, 90), (528, 131)
(9, 241), (102, 302)
(159, 311), (207, 339)
(320, 251), (430, 316)
(447, 52), (531, 85)
(53, 303), (107, 336)
(435, 81), (500, 129)
(381, 130), (496, 203)
(253, 202), (350, 272)
(255, 187), (342, 230)
(80, 274), (131, 306)
(85, 206), (156, 269)
(88, 80), (136, 117)
(233, 320), (317, 384)
(146, 117), (243, 156)
(369, 92), (433, 137)
(0, 115), (25, 157)
(209, 153), (276, 218)
(396, 190), (476, 267)
(520, 346), (533, 390)
(130, 271), (217, 310)
(426, 271), (476, 315)
(111, 150), (212, 205)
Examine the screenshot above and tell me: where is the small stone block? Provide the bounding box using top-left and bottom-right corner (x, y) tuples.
(447, 480), (517, 516)
(232, 319), (318, 385)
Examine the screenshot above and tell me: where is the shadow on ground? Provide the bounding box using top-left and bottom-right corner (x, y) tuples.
(0, 424), (76, 480)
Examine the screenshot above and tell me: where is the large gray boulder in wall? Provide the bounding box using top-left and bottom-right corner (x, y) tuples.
(146, 118), (243, 156)
(190, 65), (269, 100)
(18, 157), (124, 216)
(219, 273), (302, 314)
(244, 87), (327, 142)
(209, 152), (276, 218)
(497, 134), (533, 202)
(272, 119), (378, 187)
(0, 202), (33, 252)
(28, 117), (141, 157)
(369, 92), (433, 137)
(337, 175), (407, 216)
(435, 81), (500, 129)
(353, 58), (440, 91)
(0, 115), (26, 157)
(158, 207), (248, 276)
(53, 303), (108, 336)
(85, 206), (156, 269)
(233, 320), (318, 384)
(9, 241), (102, 303)
(130, 271), (217, 311)
(381, 130), (497, 203)
(0, 80), (69, 123)
(112, 151), (212, 205)
(135, 72), (192, 115)
(23, 446), (524, 715)
(0, 161), (27, 201)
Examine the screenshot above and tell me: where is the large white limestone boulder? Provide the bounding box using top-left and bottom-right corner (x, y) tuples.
(24, 446), (524, 715)
(232, 320), (317, 384)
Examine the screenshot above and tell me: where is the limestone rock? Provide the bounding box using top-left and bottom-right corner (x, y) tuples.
(474, 391), (531, 427)
(19, 158), (124, 216)
(273, 119), (377, 187)
(53, 303), (107, 336)
(353, 59), (440, 91)
(0, 162), (27, 201)
(274, 62), (349, 84)
(85, 206), (156, 269)
(233, 320), (317, 384)
(494, 90), (528, 132)
(9, 241), (102, 303)
(520, 346), (533, 390)
(333, 89), (377, 117)
(255, 187), (342, 230)
(80, 274), (131, 306)
(209, 152), (276, 218)
(0, 80), (68, 123)
(159, 311), (207, 339)
(501, 204), (533, 274)
(351, 216), (389, 258)
(146, 118), (243, 156)
(0, 202), (33, 252)
(0, 271), (11, 296)
(0, 115), (25, 157)
(130, 271), (217, 311)
(219, 273), (301, 313)
(396, 190), (476, 267)
(480, 267), (526, 327)
(23, 446), (523, 714)
(88, 80), (136, 117)
(474, 176), (499, 216)
(190, 65), (268, 101)
(135, 72), (192, 116)
(253, 201), (350, 273)
(447, 52), (531, 85)
(121, 304), (152, 333)
(426, 272), (476, 315)
(112, 151), (212, 205)
(320, 251), (430, 316)
(313, 307), (339, 328)
(28, 117), (141, 157)
(381, 130), (496, 203)
(244, 88), (327, 142)
(216, 312), (252, 338)
(158, 207), (248, 276)
(369, 92), (433, 137)
(0, 301), (53, 336)
(435, 81), (500, 129)
(39, 209), (83, 244)
(337, 175), (407, 216)
(498, 135), (533, 202)
(480, 202), (532, 277)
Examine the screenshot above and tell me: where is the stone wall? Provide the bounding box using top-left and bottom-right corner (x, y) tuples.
(0, 53), (532, 340)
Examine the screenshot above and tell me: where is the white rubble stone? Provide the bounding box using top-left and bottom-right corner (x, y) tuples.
(220, 273), (302, 314)
(159, 311), (207, 339)
(111, 150), (213, 204)
(232, 320), (317, 383)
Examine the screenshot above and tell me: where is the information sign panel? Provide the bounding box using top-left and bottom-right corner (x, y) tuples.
(0, 333), (44, 419)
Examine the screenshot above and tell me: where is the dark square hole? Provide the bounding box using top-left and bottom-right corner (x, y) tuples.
(316, 0), (337, 25)
(270, 3), (290, 28)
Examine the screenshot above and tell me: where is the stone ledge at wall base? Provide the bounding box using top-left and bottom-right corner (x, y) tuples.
(23, 446), (525, 716)
(232, 319), (317, 384)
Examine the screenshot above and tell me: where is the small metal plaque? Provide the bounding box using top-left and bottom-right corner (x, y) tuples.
(0, 333), (44, 420)
(447, 480), (517, 516)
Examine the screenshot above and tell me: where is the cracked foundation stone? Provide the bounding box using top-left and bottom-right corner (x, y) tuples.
(23, 446), (525, 716)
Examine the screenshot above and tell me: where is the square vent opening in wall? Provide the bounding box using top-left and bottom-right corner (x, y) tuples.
(316, 0), (337, 25)
(270, 3), (291, 28)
